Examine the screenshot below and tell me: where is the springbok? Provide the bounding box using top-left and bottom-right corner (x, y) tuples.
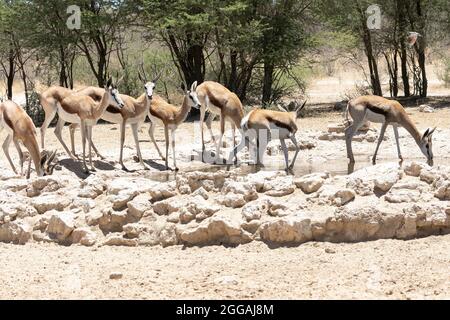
(39, 86), (74, 151)
(75, 67), (156, 171)
(58, 78), (125, 173)
(1, 100), (57, 177)
(229, 101), (306, 171)
(195, 81), (244, 161)
(148, 82), (201, 170)
(345, 95), (435, 165)
(39, 85), (103, 160)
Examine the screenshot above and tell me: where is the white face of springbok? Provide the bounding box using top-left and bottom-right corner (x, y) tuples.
(144, 81), (156, 99)
(419, 128), (435, 164)
(187, 81), (201, 109)
(105, 78), (125, 108)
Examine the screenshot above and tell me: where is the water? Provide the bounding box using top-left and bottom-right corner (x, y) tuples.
(140, 155), (450, 183)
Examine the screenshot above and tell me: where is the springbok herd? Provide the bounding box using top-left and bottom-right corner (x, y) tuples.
(0, 73), (436, 179)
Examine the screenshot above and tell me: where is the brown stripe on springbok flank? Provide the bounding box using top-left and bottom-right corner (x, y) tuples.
(3, 111), (14, 130)
(206, 90), (224, 110)
(367, 105), (388, 117)
(267, 116), (295, 133)
(106, 105), (121, 114)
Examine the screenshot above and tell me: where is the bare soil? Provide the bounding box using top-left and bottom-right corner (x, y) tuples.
(1, 235), (449, 300)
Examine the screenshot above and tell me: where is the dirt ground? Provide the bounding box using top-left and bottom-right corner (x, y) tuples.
(1, 72), (450, 300)
(1, 236), (449, 300)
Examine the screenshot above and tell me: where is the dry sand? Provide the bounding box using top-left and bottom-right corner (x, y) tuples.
(1, 236), (449, 300)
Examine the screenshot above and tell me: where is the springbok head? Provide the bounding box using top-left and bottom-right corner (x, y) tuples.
(105, 77), (125, 108)
(419, 127), (436, 165)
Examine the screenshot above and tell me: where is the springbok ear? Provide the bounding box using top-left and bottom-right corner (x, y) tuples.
(191, 81), (198, 92)
(277, 105), (288, 113)
(422, 128), (430, 139)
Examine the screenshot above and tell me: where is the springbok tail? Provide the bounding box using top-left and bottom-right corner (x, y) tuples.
(240, 110), (253, 131)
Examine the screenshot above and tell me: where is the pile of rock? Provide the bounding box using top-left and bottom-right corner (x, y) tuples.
(318, 121), (383, 143)
(0, 161), (449, 248)
(418, 104), (434, 113)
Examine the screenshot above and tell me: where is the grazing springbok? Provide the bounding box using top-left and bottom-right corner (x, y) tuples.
(345, 95), (435, 165)
(229, 101), (306, 171)
(148, 82), (201, 171)
(1, 100), (57, 177)
(195, 81), (245, 161)
(58, 78), (125, 173)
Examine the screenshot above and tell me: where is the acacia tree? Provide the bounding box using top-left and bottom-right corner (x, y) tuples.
(141, 0), (211, 87)
(317, 0), (383, 96)
(259, 0), (310, 105)
(25, 0), (80, 88)
(0, 1), (18, 99)
(211, 0), (263, 100)
(70, 0), (134, 87)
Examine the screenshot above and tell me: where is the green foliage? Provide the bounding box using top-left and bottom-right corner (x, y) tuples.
(26, 91), (45, 126)
(1, 0), (450, 118)
(438, 57), (450, 87)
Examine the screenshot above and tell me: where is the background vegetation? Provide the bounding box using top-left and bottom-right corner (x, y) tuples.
(0, 0), (449, 123)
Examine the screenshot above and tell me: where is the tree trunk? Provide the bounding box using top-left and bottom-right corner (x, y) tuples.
(166, 33), (205, 88)
(6, 50), (15, 100)
(393, 51), (399, 97)
(262, 61), (274, 105)
(358, 4), (382, 96)
(20, 66), (29, 110)
(417, 49), (427, 97)
(15, 48), (29, 109)
(59, 46), (69, 88)
(97, 50), (107, 88)
(228, 50), (238, 92)
(385, 51), (399, 97)
(400, 43), (410, 96)
(415, 0), (427, 97)
(365, 46), (382, 96)
(397, 0), (410, 96)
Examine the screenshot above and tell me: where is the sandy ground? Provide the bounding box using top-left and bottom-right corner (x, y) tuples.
(1, 236), (449, 300)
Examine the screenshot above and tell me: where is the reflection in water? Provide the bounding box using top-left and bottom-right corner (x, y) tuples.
(140, 156), (448, 183)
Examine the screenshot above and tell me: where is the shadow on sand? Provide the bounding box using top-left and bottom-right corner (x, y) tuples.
(59, 158), (116, 179)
